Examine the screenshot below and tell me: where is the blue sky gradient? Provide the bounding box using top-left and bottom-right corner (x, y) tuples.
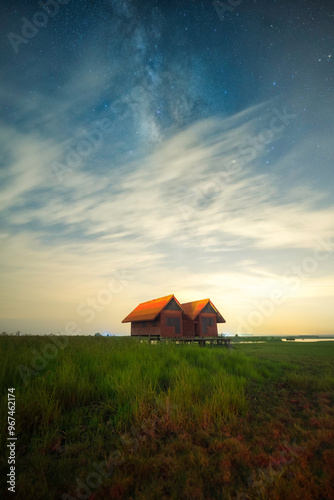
(0, 0), (333, 335)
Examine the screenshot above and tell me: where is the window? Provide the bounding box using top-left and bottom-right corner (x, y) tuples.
(201, 317), (213, 334)
(141, 322), (147, 328)
(166, 316), (181, 334)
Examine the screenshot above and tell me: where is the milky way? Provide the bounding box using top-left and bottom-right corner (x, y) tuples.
(0, 0), (333, 335)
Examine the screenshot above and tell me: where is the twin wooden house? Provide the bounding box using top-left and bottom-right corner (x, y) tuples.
(122, 294), (225, 338)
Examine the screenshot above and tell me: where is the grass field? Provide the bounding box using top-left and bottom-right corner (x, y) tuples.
(1, 337), (334, 499)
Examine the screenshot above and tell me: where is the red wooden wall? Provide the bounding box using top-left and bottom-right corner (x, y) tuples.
(160, 309), (183, 337)
(197, 312), (218, 337)
(130, 311), (218, 338)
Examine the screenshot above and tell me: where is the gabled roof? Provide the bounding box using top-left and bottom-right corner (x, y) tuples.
(181, 299), (226, 323)
(122, 294), (185, 323)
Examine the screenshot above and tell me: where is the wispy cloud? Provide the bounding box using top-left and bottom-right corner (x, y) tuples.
(1, 83), (333, 334)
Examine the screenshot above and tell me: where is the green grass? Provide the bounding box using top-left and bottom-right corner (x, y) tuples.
(0, 337), (333, 499)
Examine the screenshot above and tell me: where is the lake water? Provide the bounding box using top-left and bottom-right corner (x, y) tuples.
(282, 339), (334, 342)
(234, 341), (267, 343)
(232, 339), (334, 343)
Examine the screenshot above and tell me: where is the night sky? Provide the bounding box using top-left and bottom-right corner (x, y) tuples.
(1, 0), (333, 335)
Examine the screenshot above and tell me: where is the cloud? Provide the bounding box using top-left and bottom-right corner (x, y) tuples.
(1, 88), (333, 334)
(2, 98), (334, 250)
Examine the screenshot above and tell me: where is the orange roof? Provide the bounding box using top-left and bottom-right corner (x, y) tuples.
(122, 294), (183, 323)
(181, 299), (226, 323)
